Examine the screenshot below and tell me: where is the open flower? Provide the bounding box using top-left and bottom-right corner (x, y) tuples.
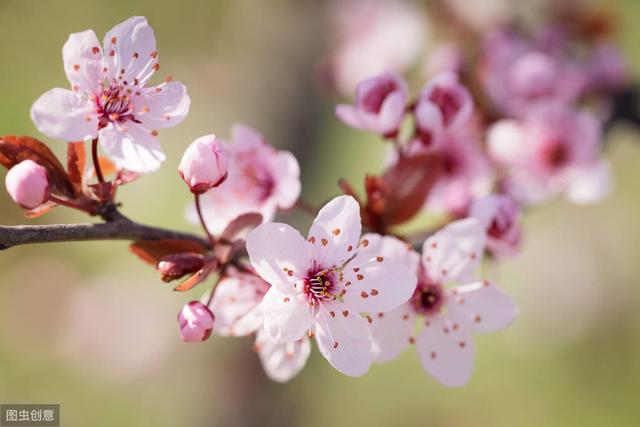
(246, 195), (417, 376)
(30, 16), (190, 173)
(488, 103), (612, 205)
(335, 71), (408, 138)
(189, 124), (301, 235)
(469, 194), (522, 257)
(366, 219), (517, 386)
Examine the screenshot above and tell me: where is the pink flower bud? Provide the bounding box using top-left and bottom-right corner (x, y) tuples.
(335, 71), (408, 137)
(156, 252), (206, 282)
(177, 301), (215, 342)
(179, 135), (228, 194)
(469, 194), (522, 257)
(5, 160), (50, 209)
(417, 71), (473, 131)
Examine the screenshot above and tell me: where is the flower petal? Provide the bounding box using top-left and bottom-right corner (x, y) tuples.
(359, 233), (420, 272)
(422, 218), (486, 284)
(370, 303), (415, 363)
(566, 160), (613, 205)
(31, 88), (98, 141)
(103, 16), (157, 85)
(246, 222), (311, 294)
(261, 286), (313, 343)
(308, 195), (361, 268)
(314, 303), (372, 377)
(63, 30), (103, 93)
(416, 314), (475, 387)
(335, 105), (363, 129)
(378, 90), (407, 134)
(135, 82), (191, 129)
(98, 123), (165, 173)
(272, 151), (301, 209)
(448, 281), (517, 333)
(256, 328), (311, 382)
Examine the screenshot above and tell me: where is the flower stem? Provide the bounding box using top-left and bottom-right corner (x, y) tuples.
(49, 195), (95, 215)
(92, 138), (105, 183)
(195, 193), (215, 247)
(295, 198), (318, 216)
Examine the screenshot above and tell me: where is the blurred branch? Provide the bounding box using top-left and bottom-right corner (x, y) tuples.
(0, 205), (210, 251)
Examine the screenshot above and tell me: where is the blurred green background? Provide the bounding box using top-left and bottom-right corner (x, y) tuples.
(1, 0), (639, 426)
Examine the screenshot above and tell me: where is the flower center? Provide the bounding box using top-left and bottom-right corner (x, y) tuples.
(95, 84), (137, 128)
(429, 86), (461, 127)
(362, 80), (397, 114)
(411, 282), (444, 315)
(304, 268), (337, 304)
(542, 139), (570, 169)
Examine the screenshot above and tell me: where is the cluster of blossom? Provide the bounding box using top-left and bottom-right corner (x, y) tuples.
(0, 5), (628, 387)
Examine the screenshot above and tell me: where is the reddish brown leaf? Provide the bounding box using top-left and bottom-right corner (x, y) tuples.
(67, 141), (86, 194)
(220, 213), (263, 242)
(130, 239), (209, 266)
(24, 201), (57, 219)
(156, 252), (206, 282)
(174, 264), (214, 292)
(0, 135), (74, 197)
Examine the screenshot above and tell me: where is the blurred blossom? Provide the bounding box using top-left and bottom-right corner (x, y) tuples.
(444, 0), (515, 32)
(323, 0), (428, 95)
(423, 42), (465, 77)
(469, 194), (523, 258)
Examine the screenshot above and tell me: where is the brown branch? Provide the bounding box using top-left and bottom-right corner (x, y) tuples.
(0, 205), (210, 251)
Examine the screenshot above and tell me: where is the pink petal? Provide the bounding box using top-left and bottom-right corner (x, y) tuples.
(370, 303), (415, 363)
(103, 16), (157, 85)
(448, 281), (517, 333)
(413, 100), (444, 148)
(422, 218), (486, 284)
(135, 82), (191, 129)
(209, 274), (268, 337)
(30, 88), (98, 142)
(416, 314), (475, 387)
(342, 255), (416, 313)
(566, 160), (613, 204)
(231, 123), (265, 147)
(377, 90), (407, 134)
(272, 151), (301, 209)
(246, 222), (311, 294)
(308, 195), (361, 268)
(314, 303), (372, 377)
(98, 123), (165, 173)
(261, 286), (313, 343)
(359, 233), (421, 273)
(256, 328), (311, 382)
(487, 120), (529, 166)
(335, 104), (364, 129)
(63, 30), (103, 93)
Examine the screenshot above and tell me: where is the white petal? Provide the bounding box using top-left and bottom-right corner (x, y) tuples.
(378, 90), (407, 134)
(314, 304), (372, 377)
(416, 314), (475, 387)
(272, 151), (301, 209)
(422, 218), (486, 284)
(335, 105), (364, 129)
(209, 274), (267, 337)
(566, 160), (613, 204)
(103, 16), (157, 85)
(256, 328), (311, 382)
(63, 30), (103, 93)
(246, 222), (311, 294)
(135, 82), (191, 129)
(370, 303), (415, 363)
(308, 195), (361, 268)
(487, 120), (529, 165)
(98, 123), (165, 173)
(448, 281), (517, 333)
(359, 233), (420, 272)
(261, 287), (313, 343)
(31, 88), (98, 142)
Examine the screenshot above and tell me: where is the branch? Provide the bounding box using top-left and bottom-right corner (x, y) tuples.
(0, 209), (210, 251)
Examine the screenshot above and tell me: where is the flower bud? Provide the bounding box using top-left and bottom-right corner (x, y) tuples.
(177, 301), (215, 342)
(5, 160), (50, 209)
(156, 252), (206, 282)
(179, 135), (228, 194)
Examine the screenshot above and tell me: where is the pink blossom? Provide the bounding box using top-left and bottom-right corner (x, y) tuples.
(5, 160), (51, 209)
(365, 219), (517, 386)
(469, 194), (522, 257)
(30, 16), (190, 173)
(488, 103), (612, 205)
(177, 301), (215, 343)
(179, 135), (228, 194)
(423, 42), (465, 78)
(254, 329), (311, 383)
(246, 195), (417, 376)
(335, 71), (408, 138)
(189, 125), (301, 235)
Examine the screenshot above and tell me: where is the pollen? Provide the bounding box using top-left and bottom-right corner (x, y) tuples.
(132, 52), (139, 59)
(361, 239), (369, 247)
(330, 311), (336, 318)
(409, 337), (416, 344)
(150, 130), (158, 137)
(347, 245), (353, 251)
(474, 314), (482, 323)
(283, 297), (290, 303)
(111, 36), (117, 44)
(321, 238), (328, 246)
(151, 51), (158, 59)
(356, 274), (364, 281)
(376, 256), (383, 262)
(308, 236), (316, 244)
(333, 341), (339, 349)
(152, 63), (160, 71)
(140, 106), (150, 113)
(370, 289), (379, 296)
(332, 228), (340, 236)
(92, 46), (100, 54)
(73, 64), (80, 71)
(361, 291), (369, 298)
(342, 310), (349, 317)
(458, 340), (466, 348)
(430, 351), (437, 359)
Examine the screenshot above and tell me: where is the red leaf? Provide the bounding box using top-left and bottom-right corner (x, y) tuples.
(0, 135), (74, 197)
(156, 252), (206, 282)
(67, 141), (86, 194)
(24, 201), (58, 219)
(174, 264), (214, 292)
(130, 239), (209, 266)
(220, 213), (263, 242)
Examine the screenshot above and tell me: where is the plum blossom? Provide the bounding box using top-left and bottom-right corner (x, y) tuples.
(179, 135), (228, 194)
(335, 71), (408, 138)
(469, 194), (522, 257)
(190, 125), (301, 235)
(31, 16), (190, 173)
(208, 270), (310, 382)
(178, 301), (215, 343)
(5, 160), (50, 209)
(366, 219), (517, 387)
(246, 195), (417, 376)
(488, 103), (612, 205)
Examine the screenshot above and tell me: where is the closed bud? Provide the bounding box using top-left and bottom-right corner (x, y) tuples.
(5, 160), (50, 209)
(177, 301), (215, 343)
(156, 252), (206, 282)
(179, 135), (228, 194)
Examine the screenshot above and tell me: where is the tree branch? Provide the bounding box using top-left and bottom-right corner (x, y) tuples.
(0, 208), (210, 251)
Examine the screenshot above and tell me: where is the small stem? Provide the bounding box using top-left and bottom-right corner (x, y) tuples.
(49, 195), (95, 215)
(92, 138), (105, 183)
(294, 198), (318, 216)
(205, 275), (224, 306)
(195, 193), (215, 246)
